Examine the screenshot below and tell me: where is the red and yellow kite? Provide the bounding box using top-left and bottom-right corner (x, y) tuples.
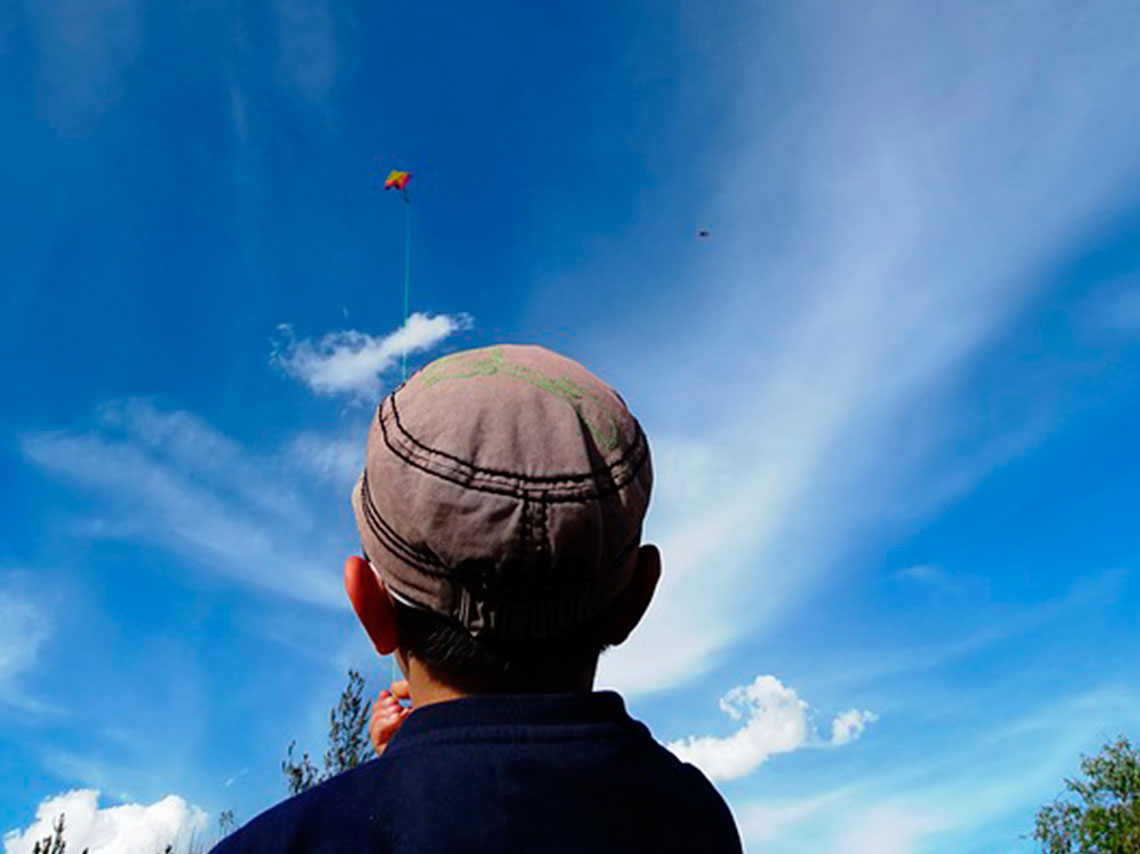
(384, 170), (412, 192)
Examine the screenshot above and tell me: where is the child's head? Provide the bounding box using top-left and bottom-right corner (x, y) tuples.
(345, 345), (658, 693)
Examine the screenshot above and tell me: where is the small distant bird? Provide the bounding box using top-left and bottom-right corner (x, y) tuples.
(697, 228), (711, 239)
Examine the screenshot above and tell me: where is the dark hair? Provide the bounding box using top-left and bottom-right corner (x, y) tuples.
(391, 599), (611, 693)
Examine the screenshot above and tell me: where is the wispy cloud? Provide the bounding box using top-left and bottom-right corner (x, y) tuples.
(895, 564), (942, 584)
(271, 312), (471, 398)
(600, 0), (1140, 696)
(0, 579), (51, 707)
(833, 802), (952, 854)
(2, 789), (208, 854)
(666, 675), (876, 782)
(737, 788), (952, 854)
(735, 789), (851, 852)
(22, 399), (347, 607)
(285, 432), (363, 491)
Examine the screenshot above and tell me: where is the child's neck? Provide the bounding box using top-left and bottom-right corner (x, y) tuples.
(401, 655), (598, 708)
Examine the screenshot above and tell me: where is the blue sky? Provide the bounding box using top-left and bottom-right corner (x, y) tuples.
(3, 0), (1140, 851)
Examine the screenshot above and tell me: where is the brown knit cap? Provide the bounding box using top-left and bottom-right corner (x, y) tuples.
(351, 344), (652, 639)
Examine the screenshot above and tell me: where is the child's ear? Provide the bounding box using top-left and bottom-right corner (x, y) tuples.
(603, 545), (661, 646)
(343, 556), (399, 655)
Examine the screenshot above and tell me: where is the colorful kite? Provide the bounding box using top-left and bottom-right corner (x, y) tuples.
(385, 169), (413, 195)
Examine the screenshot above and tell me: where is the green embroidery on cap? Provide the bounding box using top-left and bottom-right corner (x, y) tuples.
(420, 347), (623, 452)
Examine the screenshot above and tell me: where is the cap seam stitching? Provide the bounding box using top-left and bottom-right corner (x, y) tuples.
(361, 471), (443, 566)
(384, 424), (647, 499)
(361, 474), (450, 576)
(387, 392), (646, 485)
(380, 431), (648, 505)
(379, 407), (650, 504)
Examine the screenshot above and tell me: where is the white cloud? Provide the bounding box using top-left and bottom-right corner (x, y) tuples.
(3, 790), (207, 854)
(271, 312), (470, 398)
(666, 675), (876, 782)
(830, 709), (878, 746)
(22, 399), (345, 607)
(668, 676), (809, 782)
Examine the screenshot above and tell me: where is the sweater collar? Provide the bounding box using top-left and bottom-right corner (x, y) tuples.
(388, 690), (632, 745)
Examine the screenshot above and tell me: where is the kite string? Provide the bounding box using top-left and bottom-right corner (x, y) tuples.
(391, 198), (412, 695)
(401, 198), (411, 381)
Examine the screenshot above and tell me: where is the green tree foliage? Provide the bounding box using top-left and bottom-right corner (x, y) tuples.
(325, 669), (373, 776)
(1034, 736), (1140, 853)
(281, 741), (319, 796)
(282, 669), (376, 796)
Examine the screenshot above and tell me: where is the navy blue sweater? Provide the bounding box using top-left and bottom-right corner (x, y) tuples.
(213, 692), (741, 853)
